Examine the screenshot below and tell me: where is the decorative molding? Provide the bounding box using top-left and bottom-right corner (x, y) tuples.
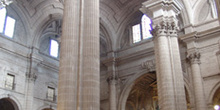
(187, 52), (201, 64)
(152, 20), (179, 37)
(180, 26), (220, 43)
(140, 0), (183, 19)
(141, 59), (156, 72)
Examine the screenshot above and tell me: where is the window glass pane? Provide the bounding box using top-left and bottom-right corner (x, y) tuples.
(132, 24), (141, 43)
(5, 16), (15, 38)
(141, 15), (152, 39)
(50, 39), (59, 57)
(0, 8), (6, 33)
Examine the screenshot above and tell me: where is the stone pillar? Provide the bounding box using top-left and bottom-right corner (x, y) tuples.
(153, 21), (176, 110)
(140, 0), (187, 110)
(107, 76), (117, 110)
(57, 0), (100, 110)
(187, 51), (207, 110)
(104, 57), (117, 110)
(169, 25), (188, 109)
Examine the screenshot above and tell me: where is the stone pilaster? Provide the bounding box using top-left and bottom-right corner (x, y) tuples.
(141, 1), (187, 110)
(25, 47), (40, 110)
(25, 72), (37, 110)
(187, 51), (207, 110)
(57, 0), (100, 110)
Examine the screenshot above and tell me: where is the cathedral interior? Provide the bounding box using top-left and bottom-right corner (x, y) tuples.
(0, 0), (220, 110)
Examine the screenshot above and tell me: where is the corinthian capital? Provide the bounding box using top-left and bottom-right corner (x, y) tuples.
(187, 52), (201, 64)
(167, 21), (179, 36)
(152, 20), (178, 37)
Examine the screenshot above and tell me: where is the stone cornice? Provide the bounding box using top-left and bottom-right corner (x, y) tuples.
(140, 0), (182, 19)
(39, 61), (59, 73)
(179, 31), (198, 43)
(180, 26), (220, 43)
(120, 48), (154, 66)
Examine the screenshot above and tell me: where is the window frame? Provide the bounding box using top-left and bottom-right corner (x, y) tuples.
(49, 38), (59, 58)
(46, 86), (56, 101)
(0, 7), (16, 38)
(131, 14), (152, 43)
(5, 73), (15, 90)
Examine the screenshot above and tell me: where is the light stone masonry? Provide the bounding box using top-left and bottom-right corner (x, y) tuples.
(57, 0), (100, 110)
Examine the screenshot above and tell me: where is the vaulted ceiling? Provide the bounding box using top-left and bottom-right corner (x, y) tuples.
(10, 0), (218, 50)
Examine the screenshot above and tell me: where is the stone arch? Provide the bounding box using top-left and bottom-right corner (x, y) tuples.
(37, 105), (56, 110)
(100, 22), (113, 54)
(184, 77), (195, 109)
(117, 70), (155, 110)
(38, 20), (62, 56)
(31, 2), (63, 48)
(34, 16), (62, 48)
(3, 2), (30, 45)
(194, 0), (217, 24)
(179, 0), (193, 26)
(208, 81), (220, 105)
(0, 94), (22, 110)
(116, 11), (144, 49)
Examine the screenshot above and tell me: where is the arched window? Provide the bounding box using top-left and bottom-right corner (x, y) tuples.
(132, 14), (152, 43)
(49, 39), (59, 58)
(0, 8), (16, 38)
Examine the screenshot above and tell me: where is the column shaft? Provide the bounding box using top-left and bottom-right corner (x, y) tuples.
(140, 1), (188, 110)
(25, 80), (34, 110)
(109, 80), (117, 110)
(191, 60), (207, 110)
(154, 35), (176, 110)
(170, 36), (187, 110)
(187, 52), (207, 110)
(57, 0), (100, 110)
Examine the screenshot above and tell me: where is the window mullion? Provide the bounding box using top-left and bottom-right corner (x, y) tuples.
(140, 23), (143, 40)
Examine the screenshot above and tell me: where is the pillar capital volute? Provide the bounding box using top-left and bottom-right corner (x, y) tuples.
(187, 51), (201, 64)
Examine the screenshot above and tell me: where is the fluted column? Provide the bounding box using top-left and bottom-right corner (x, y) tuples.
(57, 0), (100, 110)
(153, 21), (176, 110)
(140, 0), (187, 110)
(168, 23), (188, 109)
(187, 52), (207, 110)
